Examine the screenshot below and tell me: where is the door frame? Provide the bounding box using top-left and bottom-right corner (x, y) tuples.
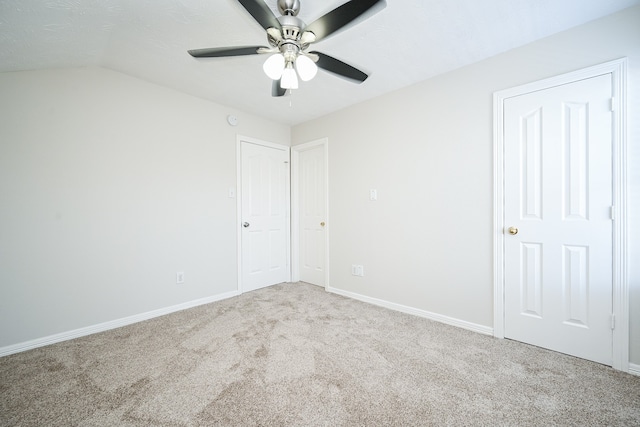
(492, 58), (629, 371)
(236, 135), (291, 294)
(291, 138), (330, 289)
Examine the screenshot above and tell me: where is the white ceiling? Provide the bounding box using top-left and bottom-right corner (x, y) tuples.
(1, 0), (638, 125)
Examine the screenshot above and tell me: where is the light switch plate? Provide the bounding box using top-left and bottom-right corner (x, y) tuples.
(351, 265), (364, 277)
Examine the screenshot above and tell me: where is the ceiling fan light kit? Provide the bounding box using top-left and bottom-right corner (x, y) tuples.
(281, 63), (299, 89)
(188, 0), (386, 97)
(263, 53), (285, 80)
(295, 54), (317, 81)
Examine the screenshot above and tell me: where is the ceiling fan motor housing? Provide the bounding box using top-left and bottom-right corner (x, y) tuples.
(278, 16), (304, 41)
(274, 14), (306, 61)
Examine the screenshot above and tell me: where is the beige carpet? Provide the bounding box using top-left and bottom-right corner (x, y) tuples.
(1, 282), (639, 426)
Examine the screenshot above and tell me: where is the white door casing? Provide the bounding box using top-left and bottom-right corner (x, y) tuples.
(291, 138), (329, 287)
(237, 137), (290, 293)
(493, 59), (629, 371)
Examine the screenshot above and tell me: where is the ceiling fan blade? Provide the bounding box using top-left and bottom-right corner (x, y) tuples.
(303, 0), (386, 43)
(310, 51), (368, 83)
(188, 46), (268, 58)
(272, 79), (286, 97)
(237, 0), (282, 31)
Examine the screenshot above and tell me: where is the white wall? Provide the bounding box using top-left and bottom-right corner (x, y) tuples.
(0, 67), (289, 348)
(292, 6), (640, 365)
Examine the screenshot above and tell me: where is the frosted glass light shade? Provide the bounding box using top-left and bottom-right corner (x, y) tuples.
(263, 54), (285, 80)
(280, 64), (299, 89)
(296, 55), (318, 81)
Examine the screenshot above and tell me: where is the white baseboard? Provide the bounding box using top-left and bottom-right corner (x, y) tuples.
(0, 290), (240, 358)
(327, 286), (494, 336)
(6, 286), (635, 373)
(326, 287), (640, 374)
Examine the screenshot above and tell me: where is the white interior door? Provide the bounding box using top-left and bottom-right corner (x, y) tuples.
(503, 74), (613, 365)
(297, 143), (327, 286)
(240, 140), (290, 292)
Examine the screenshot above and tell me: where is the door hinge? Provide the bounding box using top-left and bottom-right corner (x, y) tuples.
(611, 314), (615, 330)
(610, 205), (615, 220)
(610, 97), (615, 112)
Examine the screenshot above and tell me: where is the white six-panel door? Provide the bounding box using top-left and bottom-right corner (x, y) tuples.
(503, 74), (613, 365)
(240, 140), (290, 292)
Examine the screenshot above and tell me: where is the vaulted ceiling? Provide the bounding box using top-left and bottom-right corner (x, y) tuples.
(1, 0), (638, 125)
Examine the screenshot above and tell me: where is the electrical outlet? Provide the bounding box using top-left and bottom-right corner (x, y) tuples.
(176, 271), (185, 284)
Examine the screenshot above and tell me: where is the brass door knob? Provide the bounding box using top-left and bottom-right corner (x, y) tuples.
(320, 222), (325, 227)
(508, 226), (518, 235)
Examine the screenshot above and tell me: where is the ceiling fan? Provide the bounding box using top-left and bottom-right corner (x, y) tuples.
(188, 0), (386, 97)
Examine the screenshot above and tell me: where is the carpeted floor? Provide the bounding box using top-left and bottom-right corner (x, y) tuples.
(1, 282), (639, 426)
